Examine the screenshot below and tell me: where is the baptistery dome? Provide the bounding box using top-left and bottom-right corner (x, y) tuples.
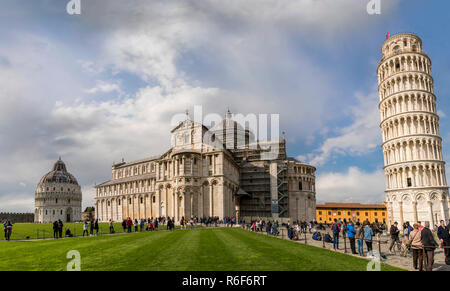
(38, 158), (79, 185)
(34, 158), (82, 223)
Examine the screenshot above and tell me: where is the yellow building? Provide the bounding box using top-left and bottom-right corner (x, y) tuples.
(316, 203), (386, 224)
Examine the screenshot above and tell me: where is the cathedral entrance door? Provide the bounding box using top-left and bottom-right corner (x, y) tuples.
(66, 207), (72, 222)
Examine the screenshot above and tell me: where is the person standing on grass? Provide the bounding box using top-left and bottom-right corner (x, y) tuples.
(140, 219), (145, 232)
(94, 219), (99, 235)
(126, 217), (132, 233)
(134, 219), (139, 232)
(5, 221), (12, 241)
(437, 220), (450, 265)
(83, 221), (89, 237)
(389, 222), (400, 253)
(363, 222), (374, 257)
(109, 219), (114, 234)
(121, 219), (126, 232)
(409, 223), (423, 270)
(331, 219), (340, 250)
(53, 221), (59, 239)
(266, 221), (272, 235)
(3, 220), (7, 240)
(421, 221), (439, 271)
(347, 222), (357, 255)
(89, 219), (94, 235)
(58, 219), (63, 238)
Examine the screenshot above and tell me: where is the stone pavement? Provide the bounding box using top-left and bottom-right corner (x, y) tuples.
(249, 227), (450, 271)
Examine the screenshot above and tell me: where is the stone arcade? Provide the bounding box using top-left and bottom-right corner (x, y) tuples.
(378, 33), (450, 227)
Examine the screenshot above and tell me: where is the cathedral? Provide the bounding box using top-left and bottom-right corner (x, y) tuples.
(94, 111), (316, 223)
(34, 158), (82, 223)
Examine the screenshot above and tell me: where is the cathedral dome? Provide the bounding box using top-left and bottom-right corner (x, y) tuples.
(38, 158), (79, 185)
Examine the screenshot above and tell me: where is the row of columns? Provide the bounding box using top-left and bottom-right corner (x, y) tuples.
(385, 164), (447, 189)
(382, 114), (439, 142)
(380, 93), (435, 120)
(387, 198), (449, 228)
(383, 139), (442, 165)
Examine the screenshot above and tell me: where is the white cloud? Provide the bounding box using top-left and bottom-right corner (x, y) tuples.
(304, 91), (381, 166)
(316, 167), (385, 204)
(85, 80), (121, 94)
(0, 0), (402, 212)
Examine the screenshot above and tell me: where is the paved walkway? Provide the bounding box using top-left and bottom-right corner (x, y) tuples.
(248, 227), (450, 271)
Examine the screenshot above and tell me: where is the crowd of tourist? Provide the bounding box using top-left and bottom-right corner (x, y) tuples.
(280, 217), (450, 271)
(393, 219), (450, 271)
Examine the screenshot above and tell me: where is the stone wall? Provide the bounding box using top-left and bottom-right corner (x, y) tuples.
(0, 212), (34, 223)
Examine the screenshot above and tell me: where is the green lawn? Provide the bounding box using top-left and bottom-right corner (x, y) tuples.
(0, 228), (403, 271)
(5, 222), (129, 240)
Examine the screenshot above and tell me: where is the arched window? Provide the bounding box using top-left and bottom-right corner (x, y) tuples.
(299, 181), (303, 191)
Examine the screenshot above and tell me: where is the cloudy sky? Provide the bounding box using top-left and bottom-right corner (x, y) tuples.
(1, 0), (449, 212)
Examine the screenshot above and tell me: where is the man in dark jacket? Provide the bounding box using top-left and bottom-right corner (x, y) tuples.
(53, 221), (59, 239)
(58, 219), (63, 238)
(437, 220), (450, 264)
(389, 222), (400, 253)
(421, 221), (439, 271)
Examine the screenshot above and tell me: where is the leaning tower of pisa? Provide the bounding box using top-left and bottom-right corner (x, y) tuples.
(378, 33), (449, 228)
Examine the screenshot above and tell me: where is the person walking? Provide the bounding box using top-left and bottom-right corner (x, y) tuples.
(437, 220), (450, 265)
(347, 222), (357, 254)
(363, 222), (374, 257)
(389, 222), (400, 253)
(421, 221), (439, 271)
(409, 223), (423, 270)
(331, 219), (340, 250)
(355, 224), (365, 256)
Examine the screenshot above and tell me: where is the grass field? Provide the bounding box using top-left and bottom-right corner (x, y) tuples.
(5, 222), (133, 240)
(0, 227), (403, 271)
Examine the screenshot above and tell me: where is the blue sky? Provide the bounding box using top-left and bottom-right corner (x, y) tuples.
(0, 0), (449, 211)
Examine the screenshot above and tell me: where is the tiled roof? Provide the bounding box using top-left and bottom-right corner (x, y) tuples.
(316, 202), (386, 209)
(96, 173), (156, 188)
